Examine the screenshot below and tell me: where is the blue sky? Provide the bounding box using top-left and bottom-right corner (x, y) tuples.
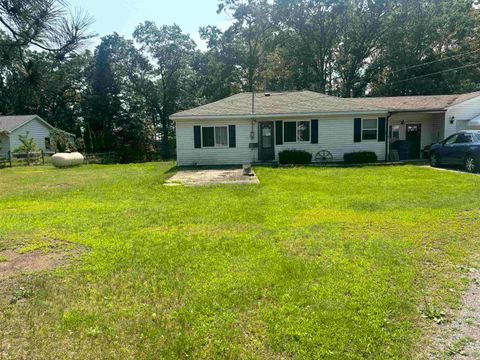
(69, 0), (229, 49)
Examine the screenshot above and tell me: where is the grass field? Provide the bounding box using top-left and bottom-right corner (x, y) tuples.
(0, 163), (479, 359)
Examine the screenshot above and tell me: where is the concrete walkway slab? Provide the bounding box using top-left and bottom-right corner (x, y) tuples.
(165, 168), (260, 186)
(423, 166), (480, 176)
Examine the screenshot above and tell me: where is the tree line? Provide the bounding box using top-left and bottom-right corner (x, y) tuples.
(1, 0), (479, 162)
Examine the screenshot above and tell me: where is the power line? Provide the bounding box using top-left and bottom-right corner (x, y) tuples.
(389, 61), (480, 85)
(391, 48), (480, 74)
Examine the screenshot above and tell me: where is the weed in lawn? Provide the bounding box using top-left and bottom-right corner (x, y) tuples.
(9, 286), (33, 304)
(444, 337), (473, 358)
(421, 306), (448, 325)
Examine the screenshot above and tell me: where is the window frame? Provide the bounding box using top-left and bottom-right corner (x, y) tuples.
(362, 119), (378, 141)
(283, 120), (311, 143)
(200, 125), (229, 148)
(45, 137), (51, 150)
(297, 121), (310, 142)
(390, 125), (400, 139)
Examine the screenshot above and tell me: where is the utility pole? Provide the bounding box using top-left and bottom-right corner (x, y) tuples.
(251, 85), (255, 115)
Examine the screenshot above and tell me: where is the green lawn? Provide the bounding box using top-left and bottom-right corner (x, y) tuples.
(0, 163), (479, 359)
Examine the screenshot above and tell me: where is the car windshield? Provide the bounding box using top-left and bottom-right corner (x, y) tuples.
(475, 134), (480, 142)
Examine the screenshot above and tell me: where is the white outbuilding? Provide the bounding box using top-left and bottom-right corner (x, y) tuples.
(0, 115), (73, 157)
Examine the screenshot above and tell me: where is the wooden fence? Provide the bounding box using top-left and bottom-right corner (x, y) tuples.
(0, 151), (45, 168)
(84, 152), (119, 165)
(0, 150), (172, 169)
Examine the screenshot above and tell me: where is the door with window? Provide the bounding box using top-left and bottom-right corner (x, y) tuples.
(406, 124), (422, 159)
(259, 121), (275, 161)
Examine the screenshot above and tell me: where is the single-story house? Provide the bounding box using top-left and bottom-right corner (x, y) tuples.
(171, 91), (480, 166)
(0, 115), (71, 157)
(351, 92), (480, 159)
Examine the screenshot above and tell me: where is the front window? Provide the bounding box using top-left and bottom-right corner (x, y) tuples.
(362, 119), (377, 140)
(390, 125), (400, 140)
(298, 121), (310, 142)
(202, 126), (228, 147)
(284, 121), (311, 142)
(45, 137), (51, 150)
(215, 126), (228, 147)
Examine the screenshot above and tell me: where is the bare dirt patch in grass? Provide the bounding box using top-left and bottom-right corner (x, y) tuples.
(0, 240), (87, 280)
(442, 268), (480, 359)
(426, 268), (480, 359)
(0, 250), (64, 280)
(165, 168), (260, 186)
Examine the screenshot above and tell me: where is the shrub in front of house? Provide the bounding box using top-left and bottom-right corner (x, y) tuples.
(343, 151), (378, 164)
(279, 150), (312, 165)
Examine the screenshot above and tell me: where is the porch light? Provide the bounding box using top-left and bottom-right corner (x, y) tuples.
(450, 116), (455, 125)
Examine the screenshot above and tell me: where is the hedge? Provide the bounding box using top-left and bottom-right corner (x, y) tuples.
(279, 150), (312, 165)
(343, 151), (378, 164)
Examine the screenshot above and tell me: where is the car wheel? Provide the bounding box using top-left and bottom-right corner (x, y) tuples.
(430, 152), (440, 167)
(464, 155), (479, 173)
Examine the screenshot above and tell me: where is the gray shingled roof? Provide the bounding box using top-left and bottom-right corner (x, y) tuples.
(0, 115), (45, 133)
(350, 92), (480, 111)
(172, 90), (480, 119)
(171, 91), (386, 119)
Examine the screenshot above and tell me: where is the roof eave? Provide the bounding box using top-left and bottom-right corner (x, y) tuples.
(7, 115), (55, 133)
(389, 108), (447, 113)
(172, 109), (388, 121)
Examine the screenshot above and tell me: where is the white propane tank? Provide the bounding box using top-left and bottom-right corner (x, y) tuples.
(51, 152), (84, 168)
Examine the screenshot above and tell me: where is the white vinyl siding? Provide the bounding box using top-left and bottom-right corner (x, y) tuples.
(176, 119), (255, 166)
(275, 117), (386, 162)
(176, 113), (388, 166)
(9, 118), (52, 153)
(445, 95), (480, 137)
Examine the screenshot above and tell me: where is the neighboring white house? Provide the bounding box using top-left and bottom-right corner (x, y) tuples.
(171, 91), (480, 166)
(0, 115), (69, 157)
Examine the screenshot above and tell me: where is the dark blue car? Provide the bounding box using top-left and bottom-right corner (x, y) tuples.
(430, 130), (480, 173)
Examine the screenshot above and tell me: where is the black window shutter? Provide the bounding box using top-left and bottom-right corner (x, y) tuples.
(194, 126), (201, 148)
(284, 122), (297, 142)
(229, 125), (236, 148)
(202, 127), (215, 147)
(354, 118), (362, 143)
(275, 121), (283, 145)
(378, 117), (386, 142)
(311, 119), (319, 144)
